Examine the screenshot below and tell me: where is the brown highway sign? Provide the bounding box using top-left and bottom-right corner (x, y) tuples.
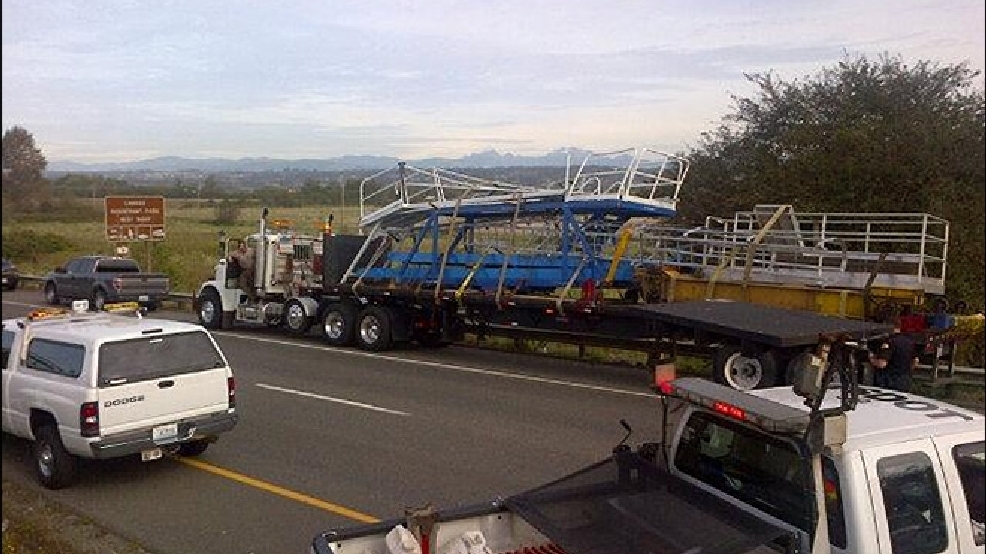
(105, 196), (166, 242)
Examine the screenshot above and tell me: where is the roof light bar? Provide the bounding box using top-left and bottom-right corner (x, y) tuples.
(662, 377), (811, 435)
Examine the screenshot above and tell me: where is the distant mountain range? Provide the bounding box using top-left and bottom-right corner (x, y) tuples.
(48, 148), (599, 173)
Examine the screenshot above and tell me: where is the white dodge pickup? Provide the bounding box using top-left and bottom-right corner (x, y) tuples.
(1, 302), (238, 489)
(312, 340), (984, 554)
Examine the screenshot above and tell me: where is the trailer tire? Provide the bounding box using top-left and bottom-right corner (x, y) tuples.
(283, 299), (313, 335)
(34, 424), (78, 490)
(197, 289), (224, 329)
(356, 306), (393, 351)
(713, 346), (778, 391)
(320, 303), (357, 346)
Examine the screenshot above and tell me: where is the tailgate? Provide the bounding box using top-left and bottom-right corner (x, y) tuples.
(96, 330), (229, 433)
(117, 274), (170, 295)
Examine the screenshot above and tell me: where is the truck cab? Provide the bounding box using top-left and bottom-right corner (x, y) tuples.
(196, 211), (326, 334)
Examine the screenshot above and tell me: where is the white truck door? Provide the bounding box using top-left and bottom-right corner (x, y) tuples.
(933, 433), (985, 553)
(862, 438), (960, 554)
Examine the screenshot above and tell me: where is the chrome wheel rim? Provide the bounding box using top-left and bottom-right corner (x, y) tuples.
(285, 303), (307, 331)
(359, 315), (381, 345)
(324, 312), (344, 339)
(724, 352), (763, 390)
(199, 299), (216, 324)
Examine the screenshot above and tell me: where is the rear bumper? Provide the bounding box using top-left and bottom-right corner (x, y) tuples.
(111, 291), (170, 305)
(89, 410), (238, 459)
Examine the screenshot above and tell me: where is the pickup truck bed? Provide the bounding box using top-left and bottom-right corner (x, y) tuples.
(313, 453), (793, 554)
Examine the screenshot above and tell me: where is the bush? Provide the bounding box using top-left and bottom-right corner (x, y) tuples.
(1, 230), (74, 262)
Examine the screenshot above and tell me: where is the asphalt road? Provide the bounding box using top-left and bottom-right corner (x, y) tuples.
(2, 289), (664, 554)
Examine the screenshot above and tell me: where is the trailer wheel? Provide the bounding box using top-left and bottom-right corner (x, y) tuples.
(34, 424), (78, 490)
(713, 346), (778, 390)
(197, 289), (224, 329)
(356, 306), (393, 351)
(283, 299), (313, 335)
(320, 303), (357, 346)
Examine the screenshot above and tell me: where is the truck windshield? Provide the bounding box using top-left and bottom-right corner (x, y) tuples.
(674, 411), (815, 535)
(97, 331), (225, 385)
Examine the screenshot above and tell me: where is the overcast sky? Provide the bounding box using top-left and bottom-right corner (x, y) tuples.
(3, 1), (984, 164)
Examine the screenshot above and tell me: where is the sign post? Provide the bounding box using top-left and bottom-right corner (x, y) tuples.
(104, 196), (166, 271)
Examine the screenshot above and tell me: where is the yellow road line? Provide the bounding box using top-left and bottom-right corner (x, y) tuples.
(178, 458), (380, 524)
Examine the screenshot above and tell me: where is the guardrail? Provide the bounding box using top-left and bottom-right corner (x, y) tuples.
(11, 275), (984, 386)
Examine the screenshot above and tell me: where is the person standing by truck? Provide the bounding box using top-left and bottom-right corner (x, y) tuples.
(229, 240), (256, 301)
(870, 319), (918, 392)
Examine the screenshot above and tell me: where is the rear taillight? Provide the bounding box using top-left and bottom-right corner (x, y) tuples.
(112, 277), (124, 291)
(80, 402), (100, 437)
(227, 377), (236, 409)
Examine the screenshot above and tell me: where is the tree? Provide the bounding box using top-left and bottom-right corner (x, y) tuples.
(681, 53), (985, 311)
(2, 126), (51, 209)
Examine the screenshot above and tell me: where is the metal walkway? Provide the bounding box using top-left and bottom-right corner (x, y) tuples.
(357, 148), (689, 230)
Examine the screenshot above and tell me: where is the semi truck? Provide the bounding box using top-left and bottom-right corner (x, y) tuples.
(194, 149), (959, 390)
(309, 338), (985, 554)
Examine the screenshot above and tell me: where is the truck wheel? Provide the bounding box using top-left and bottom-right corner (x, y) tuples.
(197, 289), (224, 329)
(44, 283), (60, 305)
(321, 303), (357, 346)
(178, 440), (210, 457)
(713, 346), (778, 391)
(90, 289), (108, 311)
(34, 425), (78, 490)
(356, 306), (393, 351)
(283, 299), (313, 335)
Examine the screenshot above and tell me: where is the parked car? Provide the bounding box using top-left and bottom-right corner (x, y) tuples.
(2, 258), (19, 291)
(41, 256), (170, 310)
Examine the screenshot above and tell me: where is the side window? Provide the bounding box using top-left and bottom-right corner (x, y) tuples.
(26, 338), (85, 378)
(952, 441), (985, 546)
(877, 451), (948, 554)
(2, 329), (14, 368)
(674, 412), (812, 532)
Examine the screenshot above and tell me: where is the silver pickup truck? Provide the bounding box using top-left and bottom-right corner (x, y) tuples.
(42, 256), (170, 311)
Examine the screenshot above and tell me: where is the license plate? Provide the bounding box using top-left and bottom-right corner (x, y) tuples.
(141, 448), (163, 462)
(152, 423), (178, 443)
(1, 277), (7, 284)
(138, 295), (149, 301)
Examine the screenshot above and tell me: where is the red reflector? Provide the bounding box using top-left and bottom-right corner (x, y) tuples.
(713, 401), (745, 420)
(80, 401), (100, 437)
(227, 377), (236, 409)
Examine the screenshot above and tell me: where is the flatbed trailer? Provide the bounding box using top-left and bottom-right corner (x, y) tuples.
(318, 273), (892, 390)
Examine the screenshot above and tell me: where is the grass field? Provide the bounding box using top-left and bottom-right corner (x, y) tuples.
(2, 200), (363, 294)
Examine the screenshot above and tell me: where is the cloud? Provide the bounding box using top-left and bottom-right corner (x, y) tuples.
(3, 0), (983, 162)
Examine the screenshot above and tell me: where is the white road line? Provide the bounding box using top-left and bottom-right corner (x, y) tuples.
(256, 383), (410, 416)
(222, 332), (653, 398)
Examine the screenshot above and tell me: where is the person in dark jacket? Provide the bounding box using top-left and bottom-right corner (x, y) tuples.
(869, 319), (918, 392)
